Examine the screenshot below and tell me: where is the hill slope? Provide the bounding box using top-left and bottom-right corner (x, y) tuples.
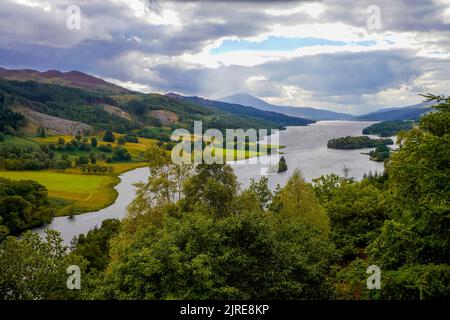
(354, 101), (434, 121)
(0, 69), (312, 136)
(166, 93), (314, 127)
(220, 93), (354, 120)
(0, 67), (130, 94)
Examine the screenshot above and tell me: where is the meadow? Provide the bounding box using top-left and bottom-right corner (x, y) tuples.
(0, 170), (119, 216)
(1, 131), (277, 216)
(31, 133), (159, 159)
(0, 133), (156, 215)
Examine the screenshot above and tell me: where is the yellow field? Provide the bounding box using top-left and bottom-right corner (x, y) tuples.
(11, 133), (276, 216)
(0, 171), (119, 216)
(108, 161), (148, 173)
(31, 133), (158, 158)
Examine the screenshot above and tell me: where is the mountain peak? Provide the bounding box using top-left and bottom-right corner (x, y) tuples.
(220, 93), (273, 109)
(165, 92), (183, 99)
(219, 93), (354, 120)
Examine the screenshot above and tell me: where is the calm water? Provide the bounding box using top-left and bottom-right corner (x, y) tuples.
(231, 120), (385, 190)
(35, 121), (385, 244)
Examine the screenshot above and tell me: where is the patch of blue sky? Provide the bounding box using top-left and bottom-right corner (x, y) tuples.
(211, 36), (376, 54)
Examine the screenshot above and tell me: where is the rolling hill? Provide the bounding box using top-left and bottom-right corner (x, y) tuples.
(353, 101), (434, 121)
(219, 93), (354, 120)
(0, 68), (313, 138)
(0, 67), (130, 94)
(166, 93), (313, 127)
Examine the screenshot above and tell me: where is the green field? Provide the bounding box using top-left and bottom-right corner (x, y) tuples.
(1, 135), (40, 149)
(0, 171), (119, 216)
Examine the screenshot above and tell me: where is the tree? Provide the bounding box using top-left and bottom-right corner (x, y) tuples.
(248, 176), (272, 209)
(145, 143), (171, 168)
(117, 136), (126, 145)
(181, 164), (239, 217)
(91, 137), (97, 147)
(0, 230), (86, 299)
(314, 177), (390, 262)
(0, 178), (53, 235)
(89, 152), (97, 165)
(129, 144), (192, 211)
(96, 207), (334, 299)
(112, 147), (131, 161)
(76, 156), (89, 166)
(272, 170), (330, 236)
(369, 95), (450, 267)
(124, 133), (139, 143)
(333, 94), (450, 299)
(38, 127), (47, 138)
(102, 130), (115, 143)
(71, 219), (121, 272)
(278, 156), (288, 172)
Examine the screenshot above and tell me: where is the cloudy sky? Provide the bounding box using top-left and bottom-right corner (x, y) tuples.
(1, 0), (450, 114)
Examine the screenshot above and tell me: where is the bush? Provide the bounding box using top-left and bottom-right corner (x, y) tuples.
(117, 137), (126, 145)
(102, 130), (115, 143)
(98, 144), (112, 153)
(112, 147), (131, 161)
(124, 133), (139, 143)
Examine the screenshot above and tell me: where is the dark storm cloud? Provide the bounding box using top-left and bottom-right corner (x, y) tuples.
(112, 49), (424, 99)
(259, 50), (423, 95)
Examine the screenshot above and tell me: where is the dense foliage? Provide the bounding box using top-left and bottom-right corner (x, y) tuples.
(0, 143), (71, 170)
(327, 136), (393, 149)
(0, 231), (88, 299)
(278, 156), (288, 172)
(71, 219), (121, 272)
(0, 80), (136, 133)
(369, 145), (391, 162)
(93, 163), (334, 299)
(0, 178), (53, 238)
(0, 93), (24, 134)
(0, 94), (448, 300)
(318, 95), (450, 299)
(363, 120), (414, 137)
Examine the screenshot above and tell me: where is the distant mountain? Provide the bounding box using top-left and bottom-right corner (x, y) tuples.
(0, 67), (130, 94)
(219, 93), (354, 120)
(166, 93), (313, 127)
(354, 101), (434, 121)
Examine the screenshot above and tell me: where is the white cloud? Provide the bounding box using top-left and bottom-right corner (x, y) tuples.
(266, 3), (325, 18)
(8, 0), (51, 11)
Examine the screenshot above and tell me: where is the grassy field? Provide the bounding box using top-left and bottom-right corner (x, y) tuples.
(0, 133), (154, 215)
(0, 171), (119, 216)
(1, 135), (40, 149)
(1, 132), (279, 216)
(31, 133), (158, 159)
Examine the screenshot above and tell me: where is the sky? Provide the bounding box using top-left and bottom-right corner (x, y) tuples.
(1, 0), (450, 114)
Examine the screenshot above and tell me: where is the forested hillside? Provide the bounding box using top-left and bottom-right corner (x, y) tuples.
(362, 120), (415, 137)
(0, 69), (312, 138)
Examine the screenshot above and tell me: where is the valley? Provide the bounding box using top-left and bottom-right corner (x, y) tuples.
(0, 67), (448, 302)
